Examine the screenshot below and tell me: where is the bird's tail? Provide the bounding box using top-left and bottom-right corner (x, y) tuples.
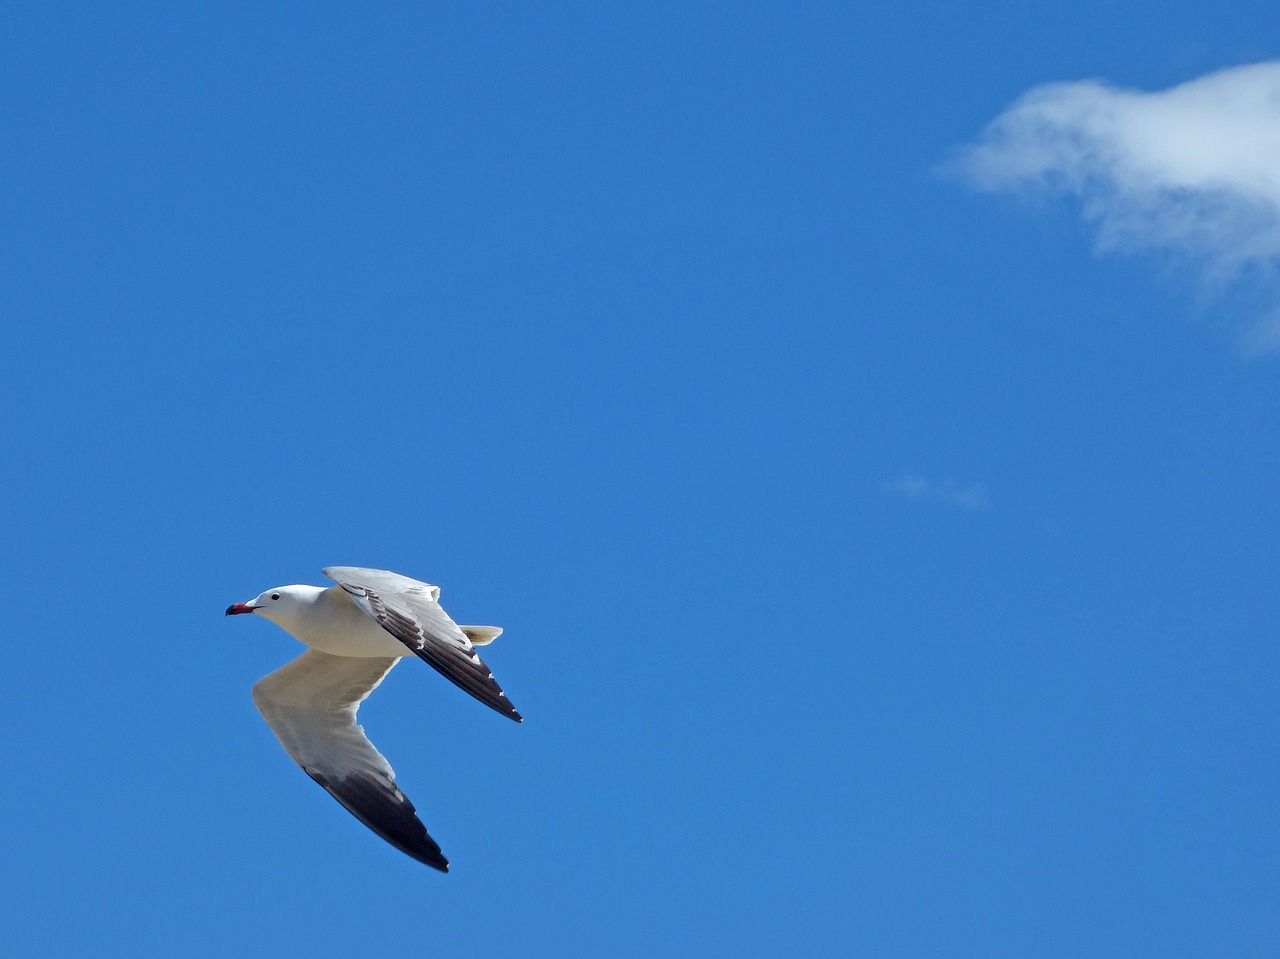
(459, 625), (503, 646)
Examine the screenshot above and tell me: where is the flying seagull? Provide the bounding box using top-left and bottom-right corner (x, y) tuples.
(226, 566), (521, 872)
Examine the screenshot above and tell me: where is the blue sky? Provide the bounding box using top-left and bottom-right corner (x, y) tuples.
(3, 2), (1278, 955)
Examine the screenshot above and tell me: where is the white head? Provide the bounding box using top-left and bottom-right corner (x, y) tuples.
(225, 585), (325, 631)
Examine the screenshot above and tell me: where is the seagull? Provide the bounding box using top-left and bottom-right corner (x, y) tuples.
(226, 566), (521, 872)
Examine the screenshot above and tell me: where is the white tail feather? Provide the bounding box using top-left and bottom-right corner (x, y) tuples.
(459, 625), (503, 646)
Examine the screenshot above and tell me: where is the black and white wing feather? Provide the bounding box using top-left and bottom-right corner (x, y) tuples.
(322, 566), (522, 723)
(252, 648), (450, 872)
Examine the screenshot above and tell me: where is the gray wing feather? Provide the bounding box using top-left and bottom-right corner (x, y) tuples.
(252, 649), (449, 871)
(322, 566), (522, 723)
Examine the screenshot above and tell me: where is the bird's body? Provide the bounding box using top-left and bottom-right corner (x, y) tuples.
(226, 566), (521, 872)
(254, 584), (414, 659)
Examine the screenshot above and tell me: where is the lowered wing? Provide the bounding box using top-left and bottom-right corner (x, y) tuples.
(252, 648), (449, 871)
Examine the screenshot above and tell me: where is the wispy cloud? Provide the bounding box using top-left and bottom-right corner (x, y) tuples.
(883, 472), (991, 511)
(948, 60), (1280, 351)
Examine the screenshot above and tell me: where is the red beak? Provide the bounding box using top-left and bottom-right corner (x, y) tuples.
(225, 602), (256, 616)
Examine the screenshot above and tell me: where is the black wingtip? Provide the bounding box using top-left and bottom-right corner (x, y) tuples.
(419, 850), (450, 873)
(404, 840), (449, 873)
(305, 768), (451, 873)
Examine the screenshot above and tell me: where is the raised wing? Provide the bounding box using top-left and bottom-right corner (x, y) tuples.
(252, 649), (449, 872)
(322, 566), (522, 723)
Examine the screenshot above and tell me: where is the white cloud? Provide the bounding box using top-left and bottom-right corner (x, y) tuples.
(950, 61), (1280, 348)
(884, 472), (991, 511)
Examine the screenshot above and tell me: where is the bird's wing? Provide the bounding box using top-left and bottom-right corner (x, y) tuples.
(322, 566), (522, 723)
(252, 648), (449, 872)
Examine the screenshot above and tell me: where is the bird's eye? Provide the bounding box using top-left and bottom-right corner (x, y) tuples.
(271, 593), (280, 601)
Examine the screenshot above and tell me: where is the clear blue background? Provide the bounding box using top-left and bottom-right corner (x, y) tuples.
(2, 3), (1277, 956)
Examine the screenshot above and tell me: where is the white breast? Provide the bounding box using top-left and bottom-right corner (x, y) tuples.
(288, 587), (412, 659)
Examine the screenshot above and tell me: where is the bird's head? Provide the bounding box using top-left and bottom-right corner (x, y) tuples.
(225, 585), (319, 627)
